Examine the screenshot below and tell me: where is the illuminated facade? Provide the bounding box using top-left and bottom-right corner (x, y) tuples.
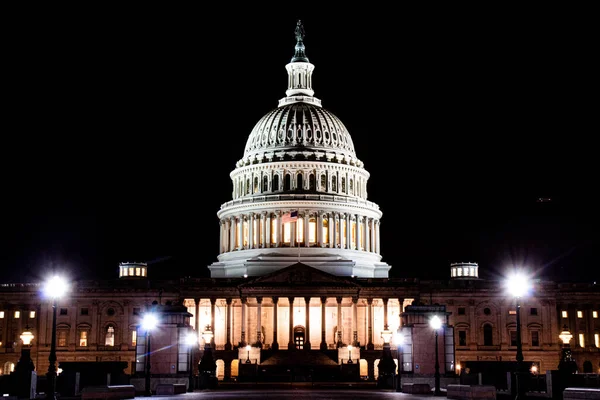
(1, 22), (599, 390)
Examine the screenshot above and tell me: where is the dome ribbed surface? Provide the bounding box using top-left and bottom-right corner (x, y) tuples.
(243, 103), (356, 159)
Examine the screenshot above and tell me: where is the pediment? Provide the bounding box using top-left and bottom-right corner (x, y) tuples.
(239, 263), (360, 288)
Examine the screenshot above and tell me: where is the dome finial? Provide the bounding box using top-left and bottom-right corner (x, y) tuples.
(291, 19), (309, 63)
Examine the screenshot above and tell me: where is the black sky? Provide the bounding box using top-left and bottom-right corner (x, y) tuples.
(1, 7), (597, 284)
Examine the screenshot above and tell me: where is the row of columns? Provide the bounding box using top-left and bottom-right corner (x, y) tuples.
(219, 211), (380, 254)
(193, 296), (406, 351)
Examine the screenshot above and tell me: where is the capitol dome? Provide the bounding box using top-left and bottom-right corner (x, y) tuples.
(210, 21), (390, 279)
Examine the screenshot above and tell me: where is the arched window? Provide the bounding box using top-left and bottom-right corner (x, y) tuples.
(296, 173), (303, 191)
(105, 325), (115, 346)
(483, 323), (493, 346)
(349, 178), (354, 195)
(309, 174), (316, 191)
(263, 176), (269, 192)
(284, 174), (292, 191)
(332, 176), (337, 192)
(245, 178), (250, 195)
(273, 174), (280, 191)
(341, 177), (346, 193)
(253, 177), (259, 193)
(320, 174), (327, 191)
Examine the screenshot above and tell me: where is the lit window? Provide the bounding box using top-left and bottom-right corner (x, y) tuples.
(135, 267), (140, 276)
(562, 311), (568, 318)
(58, 330), (68, 347)
(132, 330), (137, 346)
(14, 311), (20, 319)
(577, 311), (583, 318)
(105, 326), (115, 346)
(509, 310), (517, 315)
(0, 311), (4, 318)
(579, 333), (585, 347)
(79, 331), (88, 347)
(29, 311), (35, 318)
(595, 333), (599, 348)
(593, 311), (598, 318)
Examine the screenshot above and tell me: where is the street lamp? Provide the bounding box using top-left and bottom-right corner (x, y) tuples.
(347, 345), (353, 364)
(199, 325), (216, 388)
(245, 344), (251, 363)
(558, 325), (577, 373)
(430, 315), (442, 396)
(506, 271), (530, 400)
(395, 330), (404, 392)
(13, 326), (35, 399)
(185, 331), (197, 392)
(43, 276), (68, 400)
(141, 312), (159, 397)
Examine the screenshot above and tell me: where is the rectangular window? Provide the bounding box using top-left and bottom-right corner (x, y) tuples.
(132, 330), (137, 346)
(29, 311), (35, 318)
(562, 311), (568, 318)
(0, 311), (4, 318)
(79, 331), (88, 347)
(81, 308), (89, 316)
(60, 308), (68, 315)
(509, 310), (517, 315)
(593, 311), (598, 318)
(577, 311), (583, 318)
(531, 331), (540, 347)
(14, 311), (20, 318)
(458, 330), (467, 346)
(458, 307), (466, 316)
(58, 331), (68, 347)
(579, 333), (585, 347)
(595, 333), (599, 348)
(510, 331), (517, 346)
(530, 308), (538, 316)
(133, 308), (141, 316)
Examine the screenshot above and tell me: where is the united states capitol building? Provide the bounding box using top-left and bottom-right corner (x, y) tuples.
(1, 22), (598, 391)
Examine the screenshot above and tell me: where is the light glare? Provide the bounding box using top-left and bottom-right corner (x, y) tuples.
(44, 276), (68, 299)
(141, 313), (159, 331)
(430, 315), (442, 330)
(506, 271), (530, 298)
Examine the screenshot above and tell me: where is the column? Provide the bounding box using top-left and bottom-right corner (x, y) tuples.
(320, 296), (327, 350)
(354, 214), (360, 250)
(383, 298), (389, 331)
(277, 211), (282, 247)
(248, 213), (254, 249)
(329, 213), (335, 248)
(364, 217), (370, 252)
(260, 212), (266, 248)
(304, 297), (311, 350)
(256, 297), (263, 348)
(336, 296), (343, 347)
(352, 296), (359, 346)
(317, 212), (323, 247)
(241, 297), (247, 346)
(304, 212), (309, 247)
(194, 298), (200, 334)
(346, 213), (351, 250)
(237, 217), (243, 250)
(210, 298), (216, 347)
(369, 218), (375, 253)
(288, 297), (295, 350)
(229, 217), (236, 252)
(338, 213), (344, 249)
(219, 219), (224, 254)
(376, 220), (381, 254)
(266, 213), (271, 248)
(398, 298), (404, 328)
(225, 298), (232, 350)
(272, 297), (279, 351)
(367, 298), (374, 350)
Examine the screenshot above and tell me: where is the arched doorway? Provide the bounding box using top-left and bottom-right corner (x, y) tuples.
(294, 325), (305, 349)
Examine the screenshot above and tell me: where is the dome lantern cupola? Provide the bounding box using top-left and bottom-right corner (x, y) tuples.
(280, 20), (320, 106)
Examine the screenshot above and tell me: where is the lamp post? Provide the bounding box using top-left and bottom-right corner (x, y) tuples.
(245, 344), (251, 363)
(430, 315), (442, 396)
(43, 276), (68, 400)
(395, 330), (404, 392)
(347, 345), (353, 364)
(379, 328), (395, 388)
(199, 326), (217, 389)
(185, 331), (197, 392)
(558, 325), (577, 374)
(506, 271), (530, 400)
(141, 312), (159, 397)
(13, 326), (35, 399)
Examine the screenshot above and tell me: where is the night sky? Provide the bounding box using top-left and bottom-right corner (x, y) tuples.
(2, 9), (597, 284)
